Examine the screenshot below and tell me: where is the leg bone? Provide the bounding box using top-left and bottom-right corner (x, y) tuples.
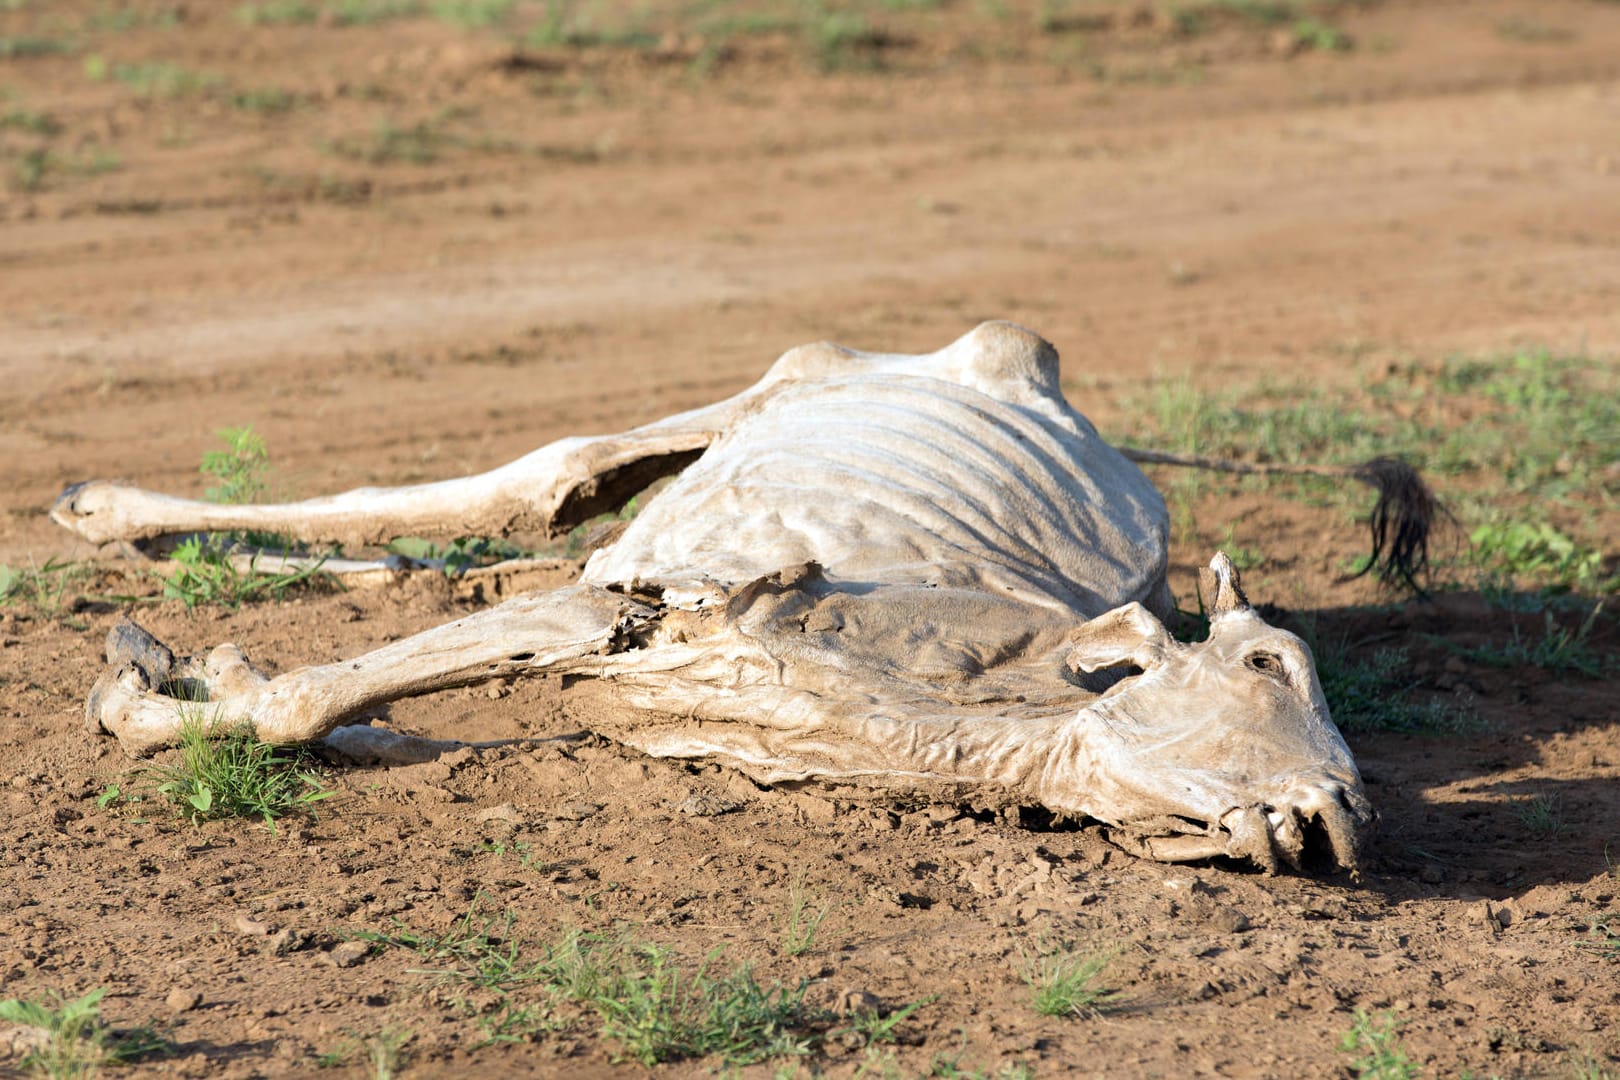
(88, 584), (658, 756)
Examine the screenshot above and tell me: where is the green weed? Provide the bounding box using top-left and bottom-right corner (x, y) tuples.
(231, 86), (297, 113)
(0, 36), (74, 58)
(1566, 1047), (1617, 1080)
(162, 536), (330, 608)
(386, 535), (530, 575)
(0, 105), (60, 135)
(780, 873), (834, 957)
(1291, 15), (1351, 50)
(143, 711), (332, 828)
(1496, 16), (1573, 43)
(238, 0), (423, 25)
(1577, 912), (1620, 961)
(202, 426), (269, 504)
(314, 1027), (412, 1075)
(237, 0), (318, 23)
(0, 557), (97, 619)
(352, 908), (817, 1066)
(1467, 522), (1612, 596)
(1513, 790), (1566, 839)
(837, 995), (932, 1047)
(430, 0), (514, 29)
(5, 143), (120, 193)
(87, 57), (217, 98)
(1338, 1008), (1419, 1080)
(1435, 602), (1609, 677)
(808, 7), (887, 71)
(1308, 634), (1475, 735)
(160, 426), (330, 607)
(0, 988), (170, 1078)
(1020, 941), (1118, 1017)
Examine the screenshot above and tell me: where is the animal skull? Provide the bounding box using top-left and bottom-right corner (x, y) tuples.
(54, 322), (1374, 873)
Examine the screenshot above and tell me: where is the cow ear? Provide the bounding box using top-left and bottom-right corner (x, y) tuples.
(1066, 602), (1173, 673)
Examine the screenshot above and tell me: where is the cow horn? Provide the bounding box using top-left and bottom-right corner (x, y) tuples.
(1204, 551), (1251, 615)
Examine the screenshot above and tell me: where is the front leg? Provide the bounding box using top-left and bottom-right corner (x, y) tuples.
(49, 396), (753, 549)
(88, 584), (658, 757)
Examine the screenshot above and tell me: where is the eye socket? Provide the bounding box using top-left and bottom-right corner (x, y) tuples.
(1246, 652), (1286, 679)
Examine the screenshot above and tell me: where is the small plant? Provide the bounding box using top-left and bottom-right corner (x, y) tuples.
(1309, 635), (1475, 735)
(0, 557), (97, 619)
(0, 988), (169, 1078)
(202, 425), (269, 504)
(1576, 912), (1620, 961)
(386, 535), (530, 575)
(430, 0), (514, 29)
(780, 873), (834, 957)
(1513, 790), (1567, 839)
(1568, 1046), (1618, 1080)
(1338, 1008), (1419, 1080)
(0, 36), (74, 58)
(1020, 941), (1118, 1017)
(143, 711), (332, 828)
(1291, 16), (1351, 51)
(1437, 602), (1609, 677)
(1468, 521), (1610, 596)
(163, 536), (330, 608)
(838, 995), (932, 1047)
(315, 1027), (412, 1076)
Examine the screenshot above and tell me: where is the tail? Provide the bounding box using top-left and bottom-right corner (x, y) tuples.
(1117, 447), (1441, 592)
(1348, 457), (1438, 592)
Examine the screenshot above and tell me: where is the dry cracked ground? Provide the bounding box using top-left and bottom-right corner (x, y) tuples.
(2, 0), (1619, 1077)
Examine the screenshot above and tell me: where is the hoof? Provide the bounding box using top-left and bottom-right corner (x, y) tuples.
(86, 620), (175, 736)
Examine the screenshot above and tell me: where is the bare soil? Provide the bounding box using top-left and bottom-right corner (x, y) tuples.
(3, 1), (1619, 1076)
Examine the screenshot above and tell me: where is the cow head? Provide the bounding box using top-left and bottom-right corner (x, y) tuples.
(1057, 553), (1373, 874)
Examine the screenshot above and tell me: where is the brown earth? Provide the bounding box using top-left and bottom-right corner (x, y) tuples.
(3, 0), (1620, 1076)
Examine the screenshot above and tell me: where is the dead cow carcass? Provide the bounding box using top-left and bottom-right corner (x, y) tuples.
(53, 322), (1423, 873)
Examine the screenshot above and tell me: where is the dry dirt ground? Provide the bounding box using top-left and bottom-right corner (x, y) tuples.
(3, 1), (1620, 1076)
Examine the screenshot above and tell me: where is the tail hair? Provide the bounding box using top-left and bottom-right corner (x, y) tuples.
(1349, 457), (1442, 592)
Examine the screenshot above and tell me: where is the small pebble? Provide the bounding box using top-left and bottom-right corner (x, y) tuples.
(165, 987), (202, 1013)
(327, 941), (370, 968)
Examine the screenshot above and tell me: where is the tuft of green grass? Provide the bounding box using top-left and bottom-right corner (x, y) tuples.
(1513, 790), (1567, 839)
(1567, 1047), (1618, 1080)
(5, 143), (120, 193)
(386, 535), (531, 575)
(231, 86), (297, 113)
(0, 988), (170, 1078)
(237, 0), (318, 23)
(1338, 1008), (1419, 1080)
(780, 873), (834, 957)
(86, 57), (218, 98)
(239, 0), (424, 25)
(1467, 522), (1613, 597)
(1308, 634), (1476, 735)
(1020, 941), (1118, 1017)
(1496, 15), (1574, 43)
(837, 995), (932, 1048)
(162, 537), (330, 608)
(1576, 912), (1620, 962)
(430, 0), (514, 29)
(0, 35), (74, 58)
(0, 104), (60, 134)
(143, 710), (332, 828)
(0, 557), (97, 620)
(352, 907), (817, 1066)
(314, 1027), (412, 1076)
(1435, 602), (1609, 677)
